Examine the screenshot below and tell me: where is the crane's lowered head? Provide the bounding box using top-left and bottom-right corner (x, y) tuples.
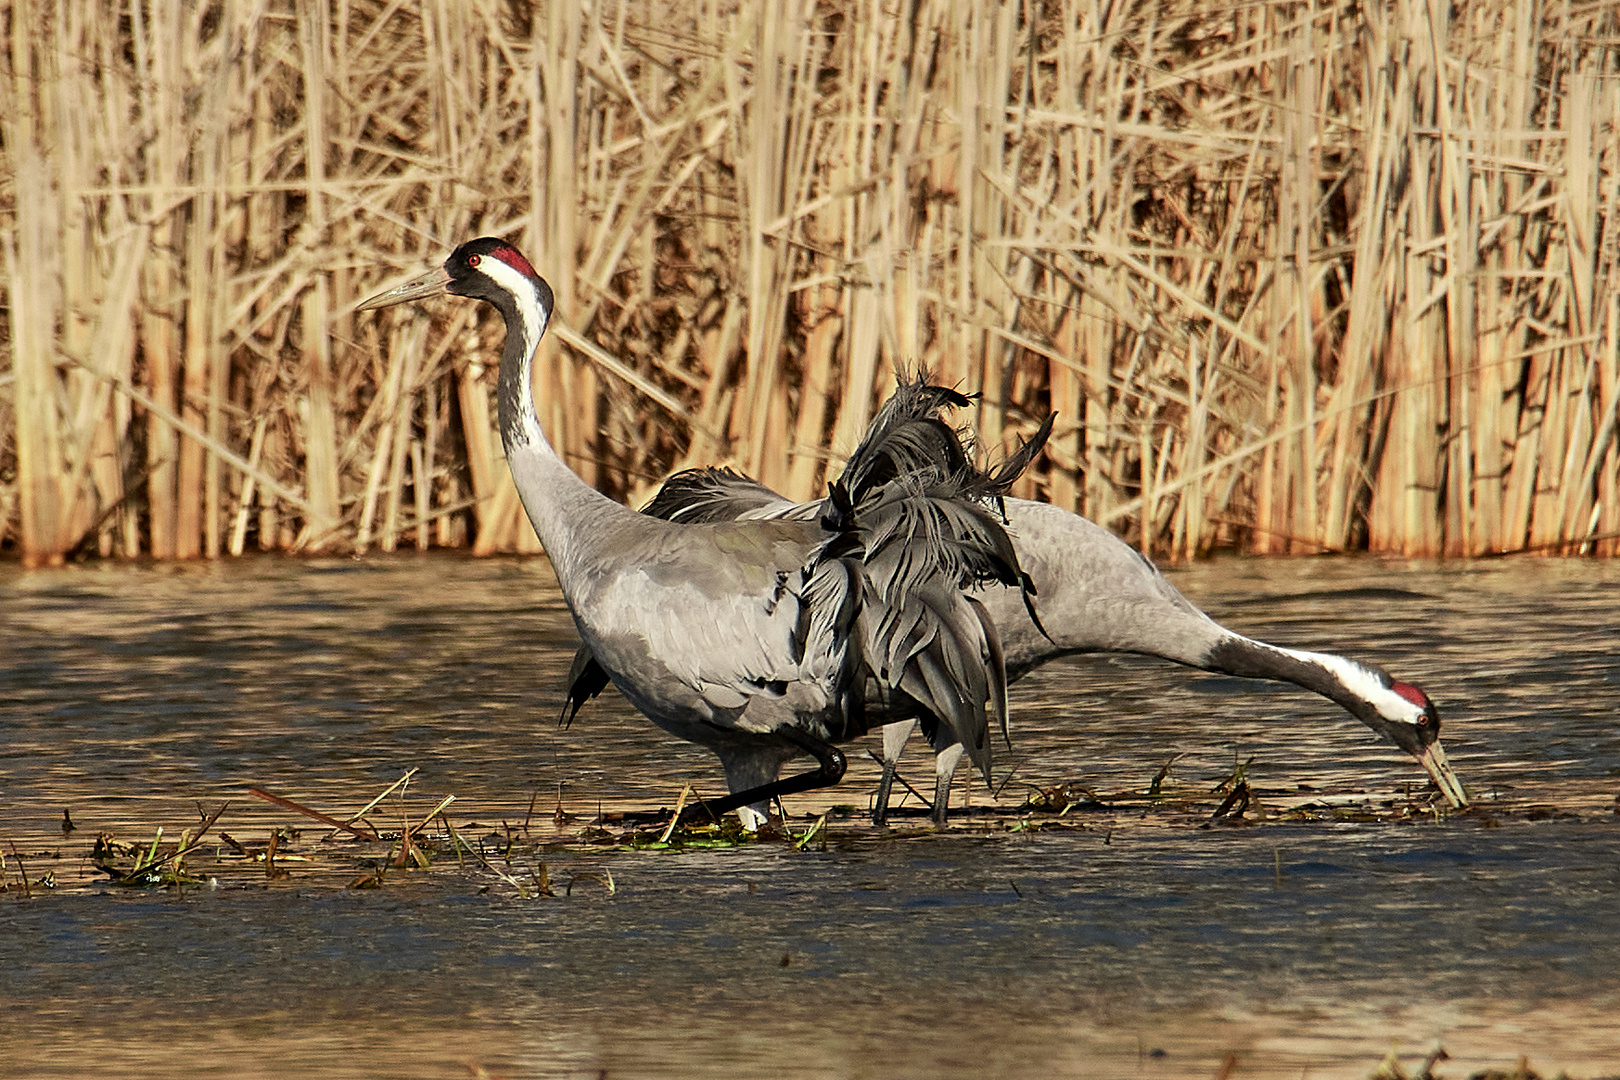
(1303, 652), (1464, 807)
(1357, 675), (1465, 808)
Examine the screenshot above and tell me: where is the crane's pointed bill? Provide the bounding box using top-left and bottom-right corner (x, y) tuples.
(1416, 739), (1467, 808)
(356, 265), (454, 311)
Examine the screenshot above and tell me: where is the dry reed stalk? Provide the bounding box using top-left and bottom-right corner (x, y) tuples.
(1598, 319), (1620, 556)
(229, 415), (269, 557)
(355, 318), (411, 553)
(1, 0), (1615, 565)
(380, 317), (423, 553)
(247, 785), (383, 842)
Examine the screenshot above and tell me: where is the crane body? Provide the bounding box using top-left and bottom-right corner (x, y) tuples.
(565, 471), (1471, 819)
(359, 238), (1047, 827)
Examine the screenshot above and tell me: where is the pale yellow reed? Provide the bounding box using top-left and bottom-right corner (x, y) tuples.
(1, 0), (1615, 566)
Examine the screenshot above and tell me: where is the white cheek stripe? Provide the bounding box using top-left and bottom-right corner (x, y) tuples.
(479, 256), (550, 448)
(1279, 646), (1425, 725)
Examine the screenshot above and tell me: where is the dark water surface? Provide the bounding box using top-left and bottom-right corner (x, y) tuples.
(2, 554), (1618, 1078)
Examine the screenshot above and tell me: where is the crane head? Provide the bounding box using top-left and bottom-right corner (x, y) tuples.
(357, 237), (547, 316)
(1341, 666), (1466, 808)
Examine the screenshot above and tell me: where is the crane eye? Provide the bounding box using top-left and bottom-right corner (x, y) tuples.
(467, 254), (481, 268)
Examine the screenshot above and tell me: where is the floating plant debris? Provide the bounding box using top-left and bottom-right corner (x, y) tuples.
(1, 755), (1606, 901)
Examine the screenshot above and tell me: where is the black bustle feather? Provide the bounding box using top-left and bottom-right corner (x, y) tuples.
(804, 370), (1053, 779)
(816, 370), (1055, 597)
(641, 466), (782, 523)
(561, 652), (612, 728)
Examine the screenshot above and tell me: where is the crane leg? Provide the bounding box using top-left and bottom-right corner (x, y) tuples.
(872, 720), (918, 826)
(930, 742), (966, 826)
(679, 729), (847, 828)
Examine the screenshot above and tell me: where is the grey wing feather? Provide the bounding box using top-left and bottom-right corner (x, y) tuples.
(967, 594), (1010, 748)
(886, 580), (995, 779)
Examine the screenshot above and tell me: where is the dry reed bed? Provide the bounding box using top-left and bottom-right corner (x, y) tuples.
(0, 0), (1616, 566)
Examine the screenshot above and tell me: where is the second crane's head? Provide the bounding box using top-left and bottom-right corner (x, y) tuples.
(357, 237), (554, 351)
(1318, 653), (1465, 806)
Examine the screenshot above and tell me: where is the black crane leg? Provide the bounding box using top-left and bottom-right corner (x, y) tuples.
(679, 729), (846, 826)
(872, 761), (897, 827)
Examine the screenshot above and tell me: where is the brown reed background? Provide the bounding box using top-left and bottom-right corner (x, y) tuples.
(0, 0), (1616, 567)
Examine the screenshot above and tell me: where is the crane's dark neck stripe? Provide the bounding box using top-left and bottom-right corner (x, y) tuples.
(478, 259), (552, 451)
(1206, 637), (1346, 701)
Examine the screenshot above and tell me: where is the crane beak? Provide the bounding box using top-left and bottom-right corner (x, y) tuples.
(356, 265), (453, 311)
(1415, 739), (1468, 808)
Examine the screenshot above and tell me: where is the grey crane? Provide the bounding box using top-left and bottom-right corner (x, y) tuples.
(563, 471), (1470, 821)
(357, 237), (1048, 828)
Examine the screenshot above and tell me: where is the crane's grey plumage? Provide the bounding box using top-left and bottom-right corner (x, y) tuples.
(358, 237), (1048, 828)
(564, 473), (1470, 820)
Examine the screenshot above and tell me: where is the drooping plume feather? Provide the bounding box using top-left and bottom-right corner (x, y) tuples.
(565, 371), (1054, 780)
(807, 371), (1052, 777)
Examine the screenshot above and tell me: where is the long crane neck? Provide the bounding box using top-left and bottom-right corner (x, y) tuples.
(993, 502), (1396, 724)
(488, 283), (633, 582)
(1200, 634), (1374, 715)
(492, 284), (549, 454)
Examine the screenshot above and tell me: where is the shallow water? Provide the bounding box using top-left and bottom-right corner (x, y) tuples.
(2, 554), (1618, 1078)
